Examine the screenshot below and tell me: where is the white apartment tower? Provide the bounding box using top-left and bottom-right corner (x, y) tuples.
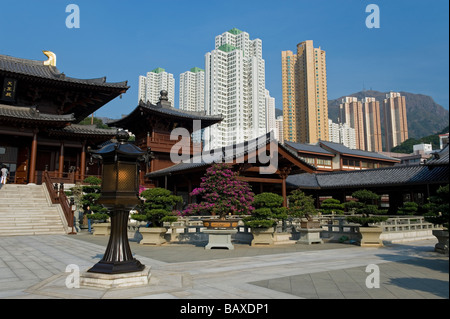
(204, 28), (266, 149)
(328, 119), (356, 149)
(179, 67), (205, 112)
(265, 89), (276, 135)
(276, 116), (284, 144)
(138, 67), (175, 105)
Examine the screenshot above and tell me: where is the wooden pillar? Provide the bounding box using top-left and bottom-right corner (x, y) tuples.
(281, 177), (287, 207)
(29, 129), (38, 184)
(278, 166), (291, 207)
(80, 141), (86, 182)
(58, 141), (64, 178)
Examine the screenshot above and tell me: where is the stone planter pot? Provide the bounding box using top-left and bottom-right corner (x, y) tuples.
(358, 226), (383, 247)
(204, 229), (237, 250)
(203, 219), (239, 230)
(432, 229), (449, 255)
(297, 227), (323, 245)
(251, 227), (275, 246)
(139, 227), (167, 245)
(300, 219), (321, 229)
(92, 223), (110, 236)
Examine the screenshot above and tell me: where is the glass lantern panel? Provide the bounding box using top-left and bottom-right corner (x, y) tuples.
(117, 162), (137, 193)
(102, 163), (117, 192)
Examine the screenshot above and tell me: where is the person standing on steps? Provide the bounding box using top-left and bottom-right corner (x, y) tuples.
(1, 166), (8, 185)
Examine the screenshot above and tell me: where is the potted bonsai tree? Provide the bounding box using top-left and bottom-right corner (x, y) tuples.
(79, 176), (110, 235)
(320, 198), (345, 215)
(423, 184), (449, 255)
(288, 189), (319, 228)
(243, 192), (287, 246)
(288, 189), (323, 244)
(133, 187), (182, 245)
(184, 163), (255, 229)
(345, 189), (388, 247)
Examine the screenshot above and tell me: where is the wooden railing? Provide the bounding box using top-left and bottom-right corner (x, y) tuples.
(43, 171), (73, 228)
(37, 170), (101, 185)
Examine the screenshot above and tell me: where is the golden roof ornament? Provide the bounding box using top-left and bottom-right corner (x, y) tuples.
(43, 50), (56, 67)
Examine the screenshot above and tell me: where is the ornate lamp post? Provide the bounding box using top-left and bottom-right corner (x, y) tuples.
(87, 130), (145, 274)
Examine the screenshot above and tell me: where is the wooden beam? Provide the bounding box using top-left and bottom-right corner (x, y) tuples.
(236, 176), (282, 184)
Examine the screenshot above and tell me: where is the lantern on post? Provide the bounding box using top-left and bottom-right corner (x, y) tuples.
(87, 130), (145, 274)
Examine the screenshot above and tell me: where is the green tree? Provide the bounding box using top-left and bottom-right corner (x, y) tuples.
(398, 202), (419, 215)
(320, 198), (345, 214)
(133, 188), (182, 227)
(288, 190), (317, 219)
(345, 189), (388, 227)
(423, 184), (449, 229)
(243, 192), (287, 229)
(78, 116), (111, 129)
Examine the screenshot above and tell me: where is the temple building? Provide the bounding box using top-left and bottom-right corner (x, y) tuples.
(107, 90), (223, 185)
(0, 51), (127, 184)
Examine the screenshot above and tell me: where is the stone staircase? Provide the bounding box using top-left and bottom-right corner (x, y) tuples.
(0, 184), (67, 236)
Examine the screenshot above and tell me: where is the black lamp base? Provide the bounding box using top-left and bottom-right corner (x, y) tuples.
(88, 258), (145, 274)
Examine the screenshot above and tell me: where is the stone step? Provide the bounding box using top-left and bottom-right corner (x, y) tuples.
(0, 211), (61, 215)
(0, 184), (67, 236)
(0, 229), (66, 236)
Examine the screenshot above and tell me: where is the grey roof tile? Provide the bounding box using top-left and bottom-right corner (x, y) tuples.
(0, 103), (75, 122)
(319, 140), (399, 161)
(289, 165), (449, 189)
(0, 54), (128, 89)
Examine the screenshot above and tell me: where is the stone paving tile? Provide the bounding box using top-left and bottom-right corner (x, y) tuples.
(250, 255), (449, 299)
(0, 234), (448, 300)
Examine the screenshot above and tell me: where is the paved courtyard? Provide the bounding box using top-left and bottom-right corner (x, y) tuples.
(0, 233), (448, 301)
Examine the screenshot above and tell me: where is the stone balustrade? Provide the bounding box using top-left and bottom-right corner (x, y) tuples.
(125, 215), (440, 245)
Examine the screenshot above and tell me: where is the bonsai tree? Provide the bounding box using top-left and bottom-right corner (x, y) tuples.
(397, 202), (419, 215)
(243, 192), (287, 229)
(80, 176), (107, 215)
(423, 184), (449, 229)
(345, 189), (388, 227)
(133, 188), (182, 227)
(287, 189), (318, 220)
(183, 163), (255, 219)
(320, 198), (345, 215)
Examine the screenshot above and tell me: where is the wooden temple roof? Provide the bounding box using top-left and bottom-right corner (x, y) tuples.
(0, 103), (75, 126)
(0, 52), (129, 122)
(108, 99), (223, 134)
(145, 132), (317, 178)
(47, 124), (118, 139)
(287, 156), (449, 191)
(0, 54), (129, 89)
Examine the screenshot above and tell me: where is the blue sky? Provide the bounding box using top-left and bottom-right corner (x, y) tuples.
(1, 0), (448, 119)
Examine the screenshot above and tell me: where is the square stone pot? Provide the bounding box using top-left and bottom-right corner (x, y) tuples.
(359, 226), (383, 247)
(139, 227), (167, 245)
(251, 227), (275, 246)
(92, 223), (111, 236)
(297, 227), (323, 245)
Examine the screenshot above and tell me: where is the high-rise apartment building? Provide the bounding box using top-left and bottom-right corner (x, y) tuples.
(204, 28), (266, 149)
(275, 115), (284, 144)
(339, 97), (365, 150)
(138, 67), (175, 105)
(328, 119), (356, 149)
(383, 92), (408, 151)
(282, 40), (329, 144)
(179, 67), (205, 112)
(265, 89), (276, 135)
(362, 97), (382, 152)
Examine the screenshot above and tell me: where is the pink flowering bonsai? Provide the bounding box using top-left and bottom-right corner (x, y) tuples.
(183, 163), (255, 219)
